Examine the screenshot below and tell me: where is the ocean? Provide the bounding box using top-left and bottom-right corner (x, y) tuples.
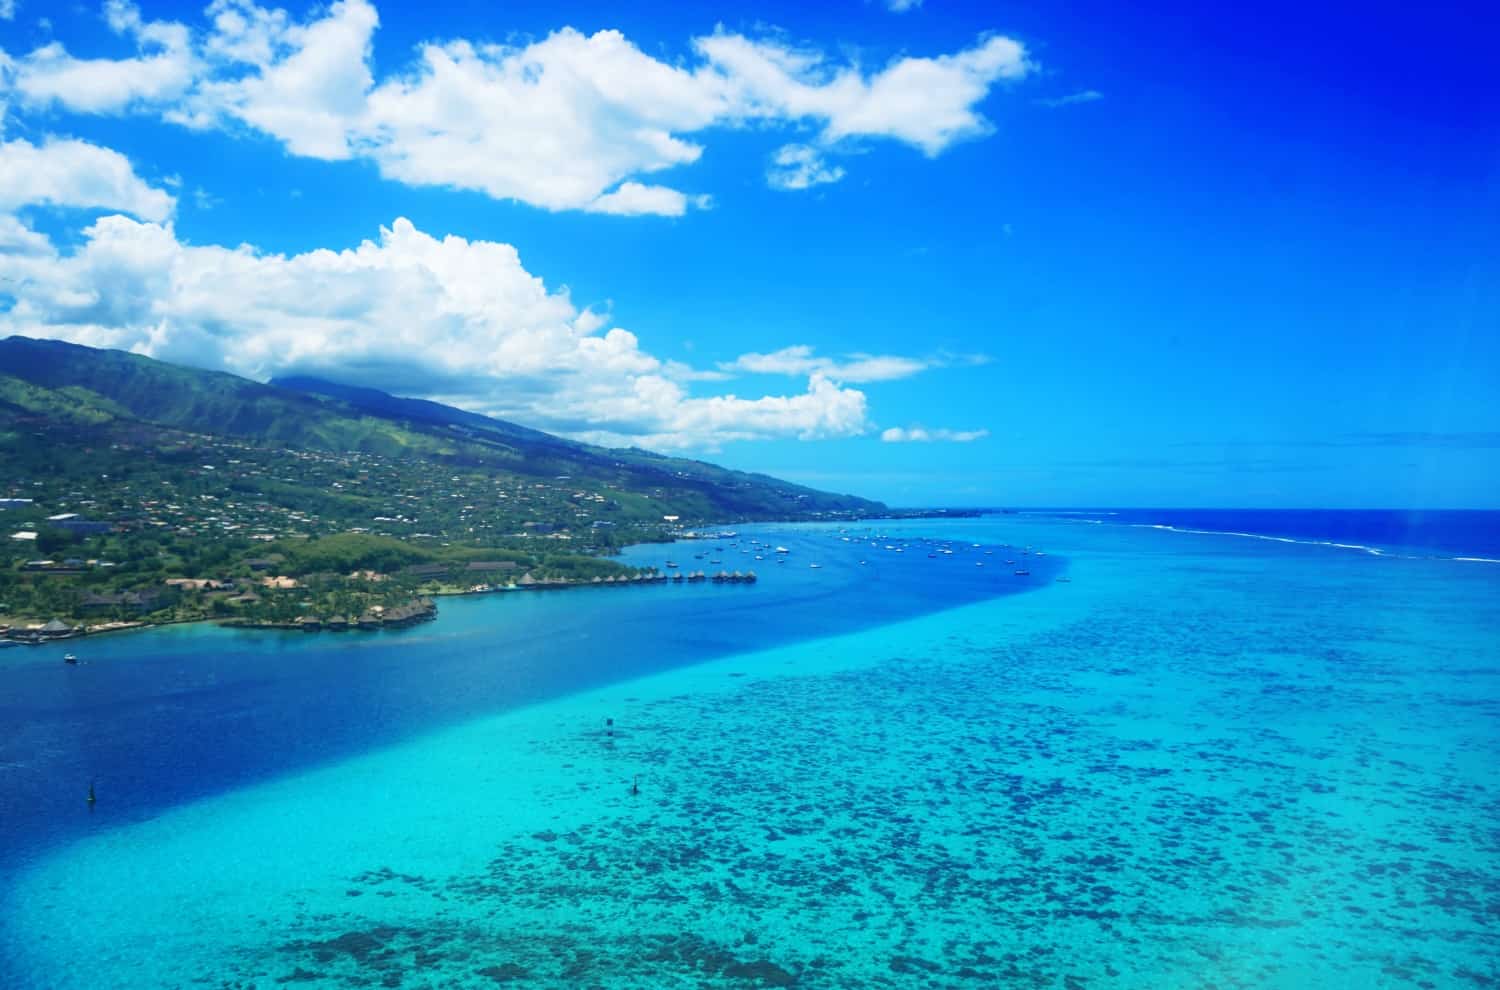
(1025, 508), (1500, 561)
(0, 512), (1496, 988)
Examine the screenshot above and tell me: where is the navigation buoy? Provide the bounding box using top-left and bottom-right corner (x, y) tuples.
(87, 780), (96, 806)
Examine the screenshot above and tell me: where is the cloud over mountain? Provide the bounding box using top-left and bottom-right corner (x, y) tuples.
(0, 212), (872, 449)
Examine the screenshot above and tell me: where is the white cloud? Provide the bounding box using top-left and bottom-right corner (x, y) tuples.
(724, 345), (986, 384)
(1038, 89), (1103, 108)
(1, 1), (1033, 213)
(354, 28), (719, 212)
(767, 143), (845, 191)
(0, 214), (53, 255)
(880, 426), (989, 443)
(0, 1), (16, 22)
(185, 0), (376, 158)
(885, 0), (923, 11)
(0, 136), (175, 221)
(697, 32), (1029, 156)
(11, 1), (196, 113)
(587, 182), (709, 217)
(0, 213), (871, 450)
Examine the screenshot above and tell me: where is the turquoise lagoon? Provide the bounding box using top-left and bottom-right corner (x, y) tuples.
(1, 515), (1497, 988)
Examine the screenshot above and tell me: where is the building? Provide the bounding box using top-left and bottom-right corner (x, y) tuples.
(39, 619), (75, 638)
(79, 590), (166, 613)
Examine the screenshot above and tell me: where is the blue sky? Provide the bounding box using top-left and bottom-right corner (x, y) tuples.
(0, 0), (1495, 507)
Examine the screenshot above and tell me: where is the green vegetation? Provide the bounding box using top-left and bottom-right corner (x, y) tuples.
(0, 335), (888, 635)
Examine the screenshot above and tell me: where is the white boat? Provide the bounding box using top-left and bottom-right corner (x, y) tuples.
(775, 546), (790, 554)
(64, 653), (78, 664)
(809, 563), (822, 569)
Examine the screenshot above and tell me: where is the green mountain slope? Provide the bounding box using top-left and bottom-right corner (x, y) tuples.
(0, 335), (883, 518)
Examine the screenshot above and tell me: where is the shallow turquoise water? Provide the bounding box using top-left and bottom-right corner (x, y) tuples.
(2, 516), (1497, 988)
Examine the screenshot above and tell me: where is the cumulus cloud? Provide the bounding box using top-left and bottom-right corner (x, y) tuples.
(184, 0), (377, 159)
(885, 0), (923, 11)
(697, 32), (1029, 156)
(0, 213), (870, 450)
(880, 426), (989, 443)
(0, 135), (175, 221)
(723, 345), (986, 384)
(767, 144), (845, 191)
(587, 183), (710, 218)
(0, 1), (16, 22)
(12, 0), (197, 113)
(1, 0), (1033, 212)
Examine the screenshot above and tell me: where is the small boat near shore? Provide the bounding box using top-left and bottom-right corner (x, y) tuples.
(64, 654), (78, 664)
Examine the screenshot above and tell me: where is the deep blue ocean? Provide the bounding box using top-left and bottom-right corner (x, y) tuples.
(1028, 507), (1500, 559)
(1, 512), (1497, 988)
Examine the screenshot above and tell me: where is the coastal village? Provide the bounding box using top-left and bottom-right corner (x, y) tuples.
(0, 424), (768, 644)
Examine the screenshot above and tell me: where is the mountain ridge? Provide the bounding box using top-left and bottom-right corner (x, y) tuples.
(0, 335), (884, 518)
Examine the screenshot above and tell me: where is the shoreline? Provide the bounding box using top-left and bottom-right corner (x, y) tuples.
(0, 559), (766, 647)
(0, 511), (995, 647)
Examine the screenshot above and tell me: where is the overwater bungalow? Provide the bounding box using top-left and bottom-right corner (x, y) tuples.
(39, 618), (76, 640)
